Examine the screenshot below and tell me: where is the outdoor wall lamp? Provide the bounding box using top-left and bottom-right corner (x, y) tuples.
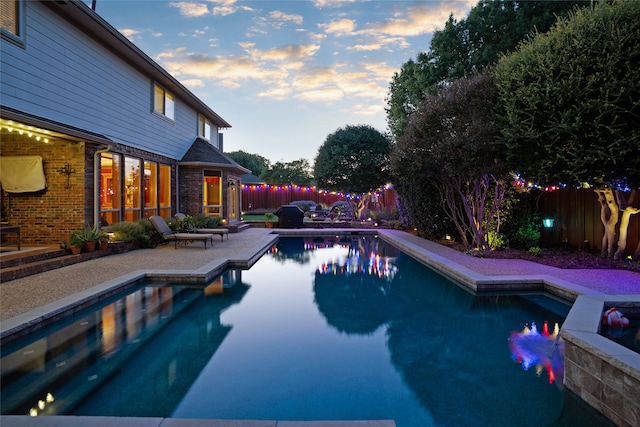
(542, 218), (555, 228)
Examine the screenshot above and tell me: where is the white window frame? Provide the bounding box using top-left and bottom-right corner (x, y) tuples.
(153, 83), (174, 120)
(199, 115), (211, 140)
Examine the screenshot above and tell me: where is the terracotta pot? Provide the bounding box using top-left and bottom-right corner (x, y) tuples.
(83, 241), (96, 252)
(70, 245), (82, 255)
(99, 240), (109, 250)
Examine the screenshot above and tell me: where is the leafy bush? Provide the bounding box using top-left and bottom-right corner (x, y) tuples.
(487, 231), (508, 250)
(510, 216), (541, 249)
(105, 221), (148, 243)
(528, 246), (543, 257)
(194, 214), (222, 227)
(384, 220), (405, 230)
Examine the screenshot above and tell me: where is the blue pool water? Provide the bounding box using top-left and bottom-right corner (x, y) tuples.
(1, 236), (614, 426)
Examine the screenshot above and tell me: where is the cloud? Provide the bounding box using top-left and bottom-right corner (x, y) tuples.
(318, 18), (356, 35)
(162, 52), (289, 89)
(313, 0), (357, 8)
(370, 2), (475, 36)
(208, 0), (249, 16)
(169, 2), (210, 17)
(257, 83), (293, 99)
(180, 78), (205, 88)
(156, 47), (188, 60)
(269, 10), (303, 26)
(119, 28), (140, 40)
(245, 44), (321, 62)
(294, 88), (344, 102)
(346, 102), (385, 116)
(351, 35), (409, 51)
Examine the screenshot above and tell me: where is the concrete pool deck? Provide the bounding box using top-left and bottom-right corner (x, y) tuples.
(1, 227), (639, 427)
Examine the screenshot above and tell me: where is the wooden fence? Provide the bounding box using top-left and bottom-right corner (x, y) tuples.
(241, 184), (397, 214)
(241, 184), (639, 255)
(537, 188), (639, 253)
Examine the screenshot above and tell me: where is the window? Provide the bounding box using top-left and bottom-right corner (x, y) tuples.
(100, 153), (121, 226)
(0, 0), (23, 43)
(158, 164), (171, 218)
(143, 161), (158, 218)
(100, 154), (172, 223)
(199, 116), (211, 140)
(124, 157), (141, 222)
(203, 171), (222, 216)
(153, 83), (174, 120)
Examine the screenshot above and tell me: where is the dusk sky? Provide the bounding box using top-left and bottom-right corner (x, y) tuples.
(90, 0), (476, 164)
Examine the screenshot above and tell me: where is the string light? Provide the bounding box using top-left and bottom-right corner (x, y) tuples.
(3, 120), (52, 143)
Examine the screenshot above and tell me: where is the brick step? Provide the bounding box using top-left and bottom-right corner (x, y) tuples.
(0, 248), (68, 268)
(0, 249), (112, 283)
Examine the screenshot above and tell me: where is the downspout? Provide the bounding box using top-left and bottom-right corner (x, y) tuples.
(175, 163), (179, 216)
(94, 145), (111, 227)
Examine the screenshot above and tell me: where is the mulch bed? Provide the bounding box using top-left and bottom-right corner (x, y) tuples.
(439, 240), (640, 272)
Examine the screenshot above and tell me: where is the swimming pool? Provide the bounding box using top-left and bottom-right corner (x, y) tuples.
(1, 236), (614, 426)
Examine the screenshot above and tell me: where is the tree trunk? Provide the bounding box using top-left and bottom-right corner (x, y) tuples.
(613, 190), (640, 260)
(595, 188), (619, 258)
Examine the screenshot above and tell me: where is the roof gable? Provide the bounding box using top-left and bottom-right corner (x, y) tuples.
(181, 138), (250, 173)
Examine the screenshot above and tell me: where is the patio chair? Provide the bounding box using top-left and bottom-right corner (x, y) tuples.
(174, 213), (229, 241)
(149, 216), (214, 249)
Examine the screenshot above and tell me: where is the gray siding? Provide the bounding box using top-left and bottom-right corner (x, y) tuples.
(1, 1), (219, 159)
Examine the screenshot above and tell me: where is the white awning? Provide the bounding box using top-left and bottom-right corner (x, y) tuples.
(0, 156), (47, 193)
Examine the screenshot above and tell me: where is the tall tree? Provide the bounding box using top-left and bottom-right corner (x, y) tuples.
(314, 125), (391, 194)
(494, 0), (640, 258)
(225, 150), (270, 178)
(392, 71), (508, 249)
(386, 0), (587, 139)
(262, 159), (313, 185)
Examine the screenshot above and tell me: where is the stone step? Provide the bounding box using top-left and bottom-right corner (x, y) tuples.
(0, 249), (112, 283)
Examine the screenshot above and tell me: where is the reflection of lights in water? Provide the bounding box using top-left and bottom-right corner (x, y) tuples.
(508, 321), (564, 386)
(317, 249), (397, 280)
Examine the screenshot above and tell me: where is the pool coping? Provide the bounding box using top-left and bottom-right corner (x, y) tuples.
(2, 228), (639, 427)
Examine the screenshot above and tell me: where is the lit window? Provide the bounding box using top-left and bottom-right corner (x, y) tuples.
(203, 172), (222, 216)
(100, 153), (121, 226)
(199, 116), (211, 140)
(153, 83), (174, 120)
(158, 164), (171, 219)
(143, 161), (158, 218)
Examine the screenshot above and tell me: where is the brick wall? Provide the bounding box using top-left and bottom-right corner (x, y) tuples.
(1, 134), (87, 245)
(178, 166), (203, 215)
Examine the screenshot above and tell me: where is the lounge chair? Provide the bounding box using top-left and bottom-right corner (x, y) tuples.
(174, 213), (229, 241)
(149, 215), (214, 249)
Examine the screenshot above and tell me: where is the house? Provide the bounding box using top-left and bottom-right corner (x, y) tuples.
(0, 0), (249, 246)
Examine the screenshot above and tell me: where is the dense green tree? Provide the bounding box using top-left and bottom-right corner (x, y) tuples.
(386, 0), (587, 139)
(225, 150), (270, 178)
(494, 0), (640, 188)
(391, 71), (509, 249)
(262, 159), (314, 185)
(494, 0), (640, 259)
(314, 125), (391, 194)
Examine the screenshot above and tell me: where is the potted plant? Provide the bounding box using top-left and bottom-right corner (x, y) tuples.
(69, 230), (84, 254)
(80, 226), (102, 252)
(97, 228), (110, 250)
(264, 212), (276, 228)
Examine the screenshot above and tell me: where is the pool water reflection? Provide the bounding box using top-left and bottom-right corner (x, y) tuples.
(1, 236), (614, 426)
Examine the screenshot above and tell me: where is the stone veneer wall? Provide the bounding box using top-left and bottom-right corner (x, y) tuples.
(562, 297), (640, 427)
(1, 135), (87, 245)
